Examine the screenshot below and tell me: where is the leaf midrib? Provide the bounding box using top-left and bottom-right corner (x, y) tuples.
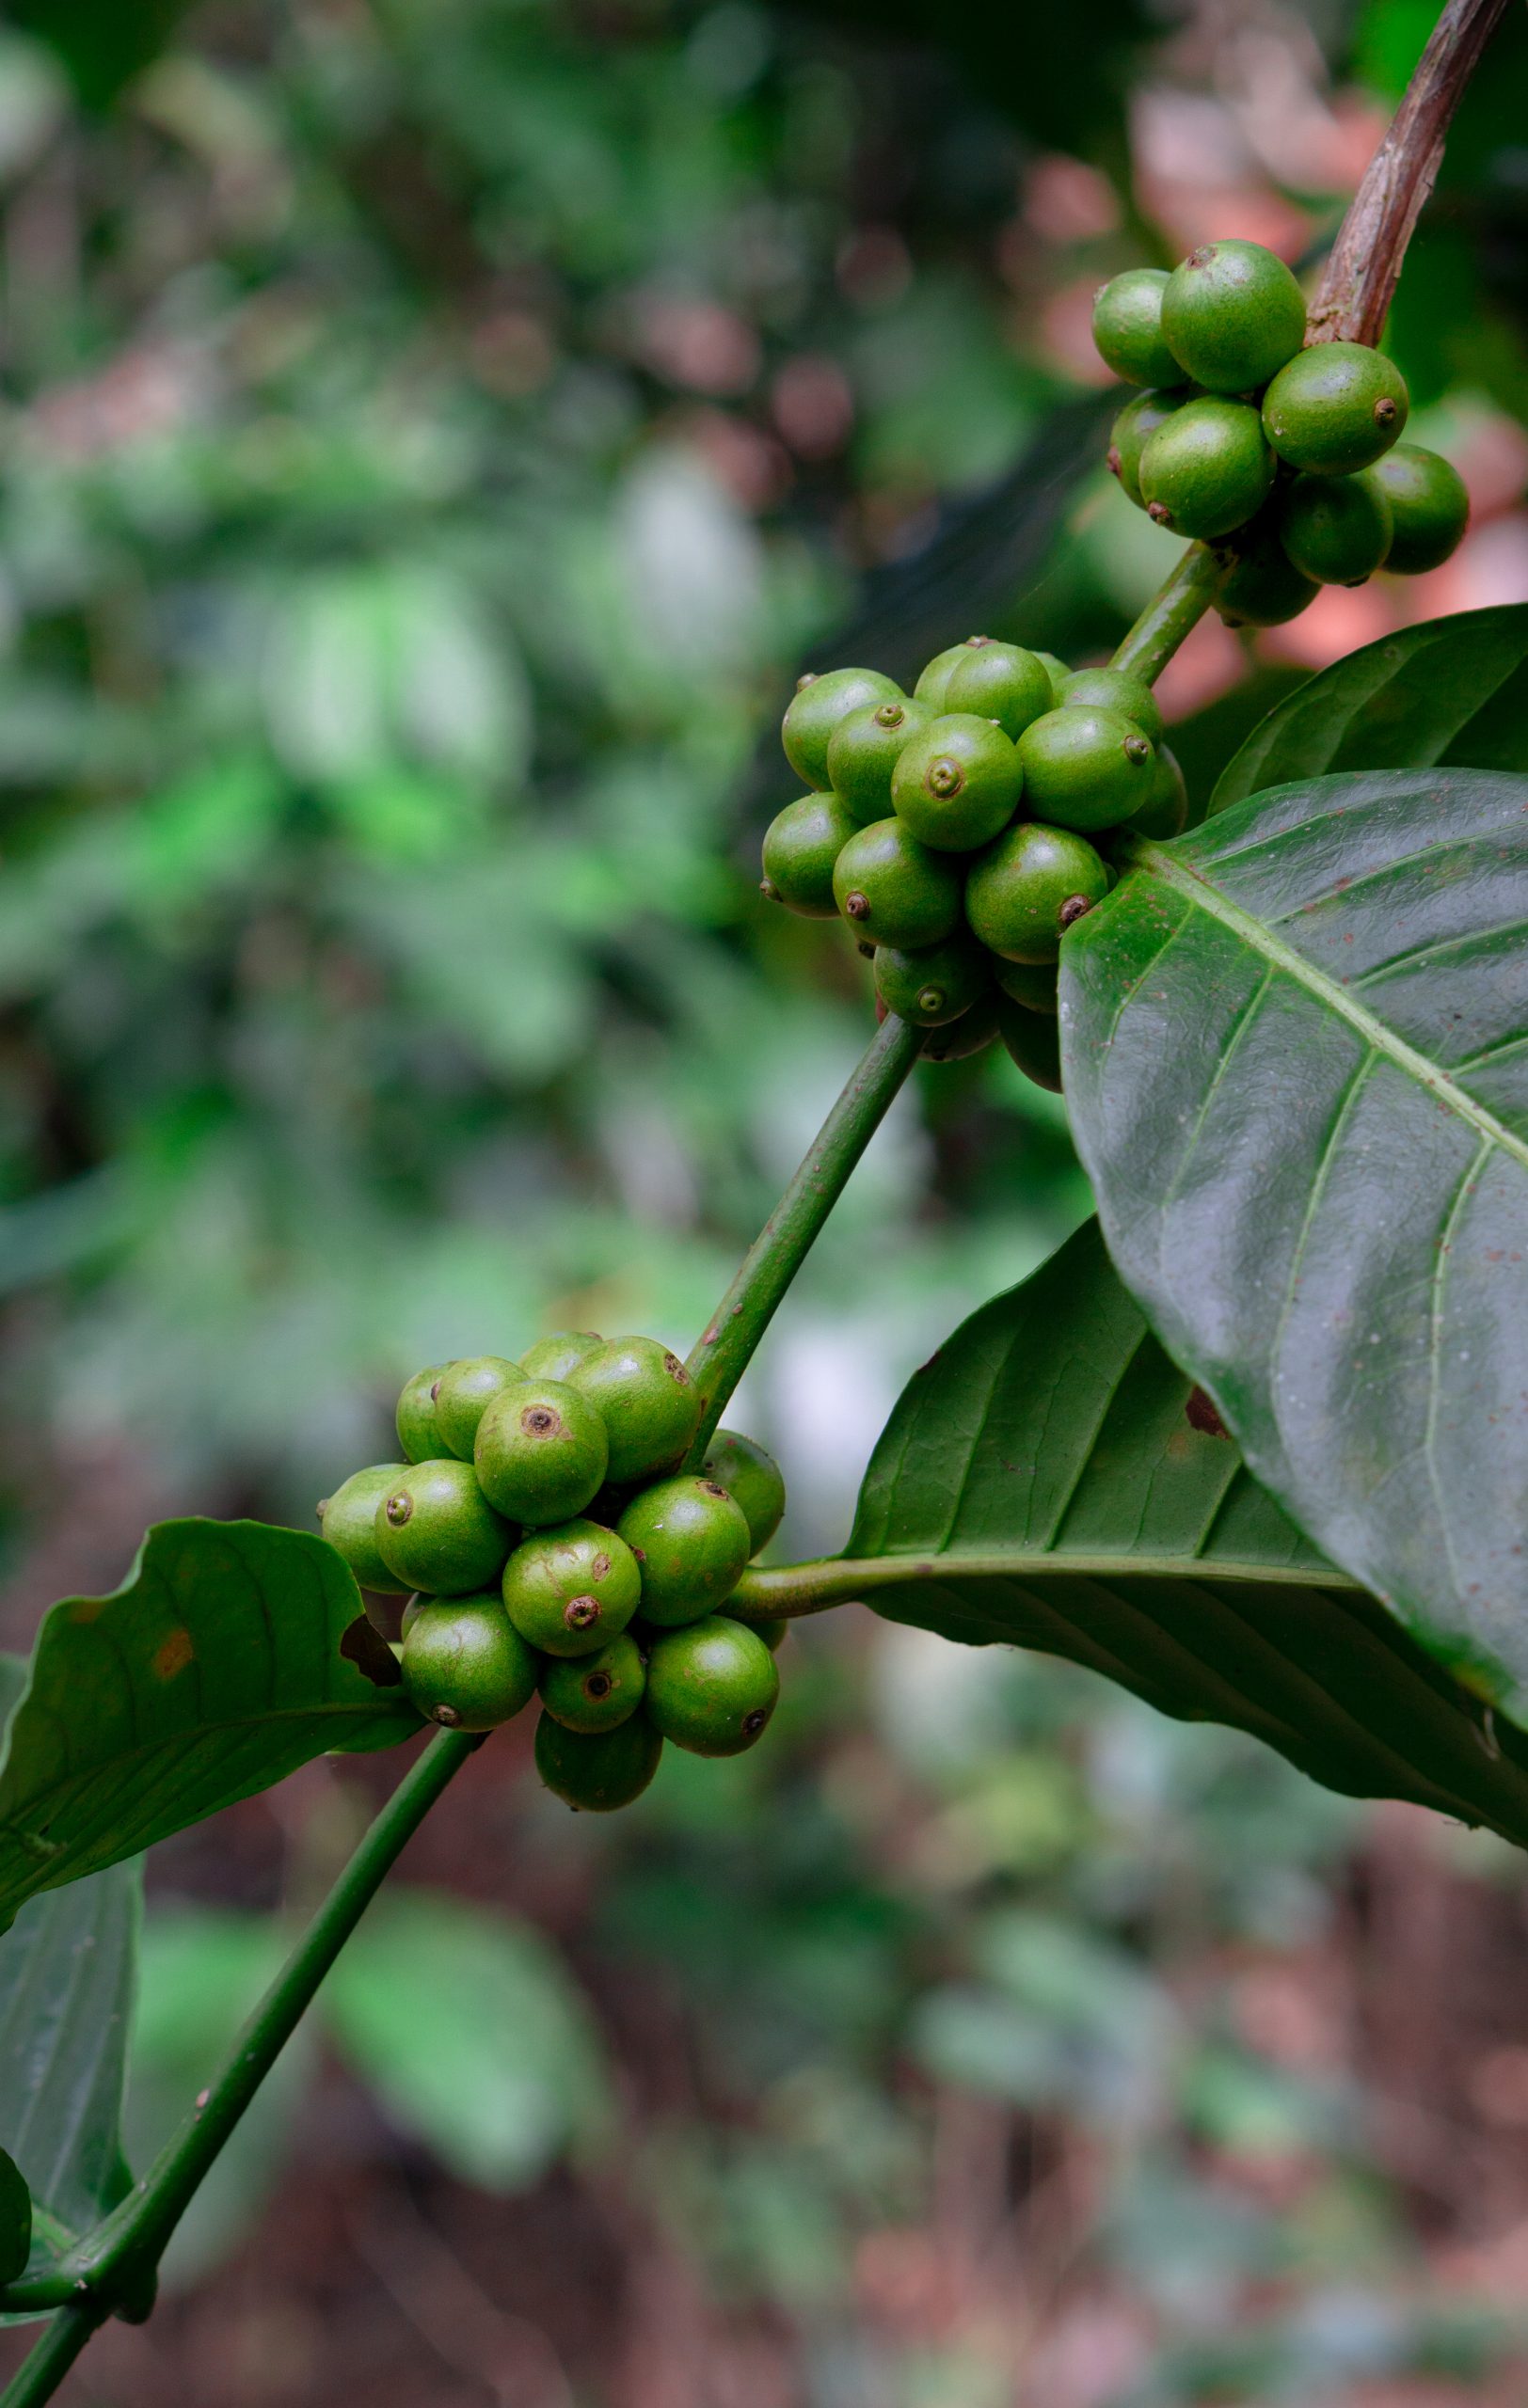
(1120, 836), (1528, 1179)
(739, 1548), (1360, 1609)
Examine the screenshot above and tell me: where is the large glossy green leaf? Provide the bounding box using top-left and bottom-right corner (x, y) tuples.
(809, 1224), (1528, 1842)
(0, 1521), (421, 1929)
(1212, 604), (1528, 812)
(1062, 767), (1528, 1728)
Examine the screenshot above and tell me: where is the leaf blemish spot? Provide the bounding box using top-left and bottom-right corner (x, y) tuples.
(152, 1627), (195, 1681)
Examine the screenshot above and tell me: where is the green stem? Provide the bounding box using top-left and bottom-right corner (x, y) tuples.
(0, 1726), (479, 2375)
(684, 1012), (926, 1460)
(0, 2305), (107, 2408)
(1109, 542), (1227, 688)
(725, 1548), (1362, 1624)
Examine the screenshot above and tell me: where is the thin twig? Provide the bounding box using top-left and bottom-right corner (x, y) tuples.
(1308, 0), (1512, 345)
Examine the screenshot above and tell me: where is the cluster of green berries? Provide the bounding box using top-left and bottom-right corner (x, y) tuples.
(1094, 240), (1468, 618)
(760, 645), (1185, 1088)
(317, 1336), (788, 1812)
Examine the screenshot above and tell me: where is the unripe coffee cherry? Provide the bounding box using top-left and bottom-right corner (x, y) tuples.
(781, 667), (902, 790)
(965, 820), (1110, 962)
(375, 1460), (516, 1596)
(832, 817), (963, 949)
(538, 1630), (646, 1733)
(475, 1378), (610, 1526)
(396, 1364), (451, 1465)
(402, 1593), (538, 1731)
(920, 992), (1000, 1062)
(617, 1475), (753, 1626)
(826, 696), (933, 824)
(1032, 651), (1072, 707)
(1016, 706), (1155, 832)
(1124, 742), (1189, 840)
(994, 958), (1059, 1013)
(1138, 397), (1274, 541)
(913, 643), (974, 715)
(643, 1616), (780, 1756)
(873, 930), (992, 1026)
(1160, 239), (1307, 391)
(1369, 443), (1469, 573)
(434, 1354), (524, 1460)
(1109, 388), (1187, 507)
(1261, 341), (1409, 475)
(1090, 268), (1180, 388)
(890, 714), (1023, 850)
(1281, 468), (1393, 584)
(502, 1517), (643, 1656)
(1058, 667), (1163, 744)
(942, 641), (1053, 741)
(699, 1429), (787, 1554)
(1216, 524), (1319, 627)
(318, 1463), (413, 1595)
(518, 1330), (603, 1383)
(534, 1708), (663, 1811)
(565, 1336), (702, 1484)
(996, 997), (1063, 1092)
(761, 792), (859, 917)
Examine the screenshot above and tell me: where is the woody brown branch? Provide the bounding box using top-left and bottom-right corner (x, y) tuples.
(1309, 0), (1513, 346)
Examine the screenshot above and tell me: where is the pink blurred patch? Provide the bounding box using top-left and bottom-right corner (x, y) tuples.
(1261, 579), (1396, 669)
(1157, 611), (1246, 720)
(772, 355), (854, 459)
(1398, 513), (1528, 616)
(1024, 155), (1120, 244)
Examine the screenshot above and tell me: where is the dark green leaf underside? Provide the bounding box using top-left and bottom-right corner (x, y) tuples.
(1063, 767), (1528, 1731)
(1213, 603), (1528, 813)
(844, 1224), (1528, 1845)
(0, 1522), (421, 1927)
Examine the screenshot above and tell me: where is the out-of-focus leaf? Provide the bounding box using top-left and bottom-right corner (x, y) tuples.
(0, 1522), (421, 1927)
(322, 1888), (610, 2192)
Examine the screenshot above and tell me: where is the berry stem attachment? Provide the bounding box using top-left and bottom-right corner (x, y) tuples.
(1108, 541), (1228, 689)
(684, 1012), (926, 1461)
(0, 1729), (480, 2388)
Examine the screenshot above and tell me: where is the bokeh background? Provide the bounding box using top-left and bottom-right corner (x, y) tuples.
(5, 0), (1528, 2400)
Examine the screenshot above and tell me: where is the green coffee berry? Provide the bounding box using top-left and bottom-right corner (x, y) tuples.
(1138, 396), (1274, 541)
(318, 1463), (413, 1595)
(825, 696), (934, 825)
(534, 1708), (662, 1811)
(942, 641), (1053, 741)
(474, 1377), (610, 1526)
(761, 791), (860, 917)
(1058, 667), (1164, 744)
(518, 1330), (603, 1383)
(1091, 267), (1180, 388)
(617, 1475), (753, 1626)
(396, 1364), (450, 1465)
(889, 714), (1023, 851)
(782, 667), (902, 790)
(401, 1594), (538, 1731)
(997, 997), (1063, 1093)
(643, 1616), (780, 1757)
(374, 1460), (516, 1597)
(566, 1335), (702, 1484)
(1370, 443), (1469, 573)
(920, 992), (1000, 1063)
(1216, 524), (1320, 626)
(913, 643), (973, 715)
(1124, 741), (1188, 841)
(1160, 239), (1307, 392)
(1032, 652), (1072, 707)
(965, 820), (1110, 962)
(1016, 705), (1155, 833)
(699, 1429), (786, 1554)
(994, 958), (1059, 1013)
(873, 930), (992, 1026)
(434, 1354), (524, 1460)
(1281, 467), (1393, 584)
(1261, 341), (1409, 475)
(501, 1516), (643, 1656)
(538, 1631), (646, 1733)
(1109, 388), (1188, 507)
(832, 817), (963, 949)
(0, 2148), (30, 2289)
